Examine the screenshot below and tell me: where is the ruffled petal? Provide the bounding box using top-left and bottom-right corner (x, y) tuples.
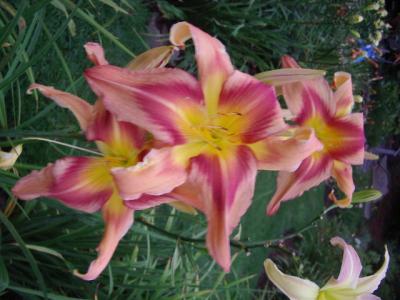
(13, 157), (113, 213)
(170, 22), (234, 115)
(218, 71), (286, 143)
(267, 153), (333, 215)
(112, 147), (188, 200)
(188, 146), (257, 271)
(84, 42), (109, 66)
(85, 65), (203, 145)
(321, 237), (362, 290)
(249, 127), (323, 171)
(127, 46), (175, 71)
(28, 84), (93, 131)
(264, 259), (320, 300)
(333, 72), (354, 117)
(327, 113), (365, 165)
(0, 144), (22, 170)
(74, 193), (133, 280)
(86, 101), (145, 157)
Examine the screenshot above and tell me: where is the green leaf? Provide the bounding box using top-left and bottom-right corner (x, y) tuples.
(0, 256), (9, 292)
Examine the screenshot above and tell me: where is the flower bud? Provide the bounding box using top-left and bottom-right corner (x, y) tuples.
(351, 15), (364, 24)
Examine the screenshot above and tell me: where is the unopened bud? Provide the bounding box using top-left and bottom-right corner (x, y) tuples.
(351, 15), (364, 24)
(354, 95), (363, 103)
(350, 30), (361, 38)
(365, 3), (380, 11)
(378, 9), (388, 17)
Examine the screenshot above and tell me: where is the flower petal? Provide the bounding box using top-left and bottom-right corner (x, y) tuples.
(280, 56), (335, 118)
(127, 46), (175, 71)
(170, 22), (234, 115)
(358, 295), (381, 300)
(218, 70), (286, 142)
(321, 237), (362, 290)
(74, 193), (133, 280)
(249, 127), (323, 171)
(188, 146), (257, 271)
(331, 161), (354, 206)
(267, 153), (333, 215)
(85, 65), (203, 145)
(354, 246), (389, 295)
(112, 147), (188, 200)
(13, 157), (113, 213)
(84, 42), (109, 66)
(86, 101), (145, 156)
(333, 72), (354, 117)
(28, 84), (93, 131)
(0, 144), (22, 170)
(264, 259), (320, 300)
(327, 113), (365, 165)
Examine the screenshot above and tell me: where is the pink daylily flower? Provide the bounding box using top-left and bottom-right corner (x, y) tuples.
(267, 56), (365, 215)
(12, 43), (187, 280)
(265, 237), (389, 300)
(83, 22), (322, 271)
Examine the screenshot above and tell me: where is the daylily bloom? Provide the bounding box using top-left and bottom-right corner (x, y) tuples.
(12, 43), (187, 280)
(265, 236), (389, 300)
(83, 22), (321, 271)
(265, 56), (365, 215)
(0, 145), (22, 170)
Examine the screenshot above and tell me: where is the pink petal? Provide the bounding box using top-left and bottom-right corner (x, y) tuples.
(85, 65), (203, 145)
(280, 56), (335, 119)
(125, 194), (174, 210)
(333, 72), (354, 117)
(332, 161), (354, 205)
(86, 101), (145, 154)
(250, 127), (323, 171)
(74, 194), (133, 280)
(267, 153), (333, 215)
(84, 42), (109, 66)
(327, 113), (365, 165)
(294, 82), (336, 125)
(13, 157), (113, 213)
(170, 22), (234, 115)
(112, 147), (188, 200)
(325, 237), (362, 289)
(218, 70), (286, 143)
(188, 146), (257, 271)
(28, 84), (93, 131)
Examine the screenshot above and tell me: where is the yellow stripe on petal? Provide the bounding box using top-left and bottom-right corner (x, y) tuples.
(168, 201), (197, 215)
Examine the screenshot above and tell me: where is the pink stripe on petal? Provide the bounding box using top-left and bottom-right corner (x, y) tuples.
(267, 154), (333, 215)
(281, 55), (302, 68)
(86, 101), (145, 153)
(85, 65), (203, 145)
(188, 146), (257, 271)
(75, 194), (133, 280)
(13, 157), (113, 213)
(28, 84), (93, 131)
(112, 147), (188, 200)
(321, 237), (362, 290)
(218, 71), (286, 143)
(333, 72), (354, 117)
(327, 113), (365, 165)
(250, 127), (323, 171)
(295, 82), (335, 125)
(84, 42), (109, 66)
(170, 22), (234, 115)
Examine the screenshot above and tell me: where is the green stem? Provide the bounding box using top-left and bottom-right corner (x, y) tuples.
(137, 205), (338, 252)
